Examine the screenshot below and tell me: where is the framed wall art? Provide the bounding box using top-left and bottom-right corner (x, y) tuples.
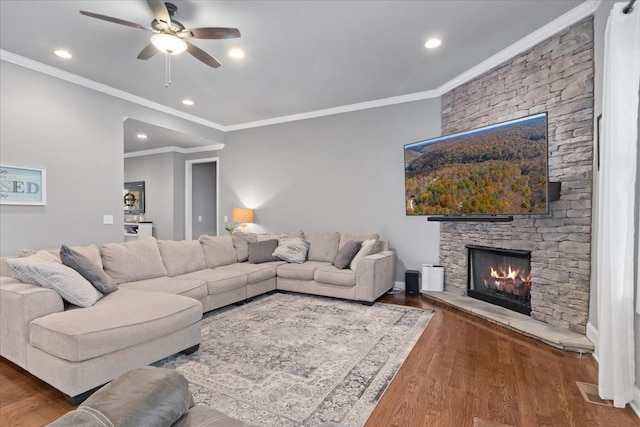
(0, 164), (47, 205)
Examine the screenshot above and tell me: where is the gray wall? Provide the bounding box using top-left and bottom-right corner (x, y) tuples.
(124, 150), (221, 240)
(0, 61), (122, 253)
(0, 60), (223, 255)
(124, 153), (175, 239)
(192, 162), (217, 237)
(221, 99), (442, 281)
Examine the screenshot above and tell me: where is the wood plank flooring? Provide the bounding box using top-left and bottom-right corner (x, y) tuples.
(367, 294), (639, 427)
(0, 293), (638, 426)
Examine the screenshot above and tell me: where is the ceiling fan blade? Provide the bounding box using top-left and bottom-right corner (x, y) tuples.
(186, 42), (221, 69)
(182, 27), (241, 39)
(137, 43), (158, 60)
(79, 10), (152, 31)
(147, 0), (171, 30)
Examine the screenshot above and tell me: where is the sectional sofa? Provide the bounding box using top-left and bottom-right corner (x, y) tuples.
(0, 231), (395, 404)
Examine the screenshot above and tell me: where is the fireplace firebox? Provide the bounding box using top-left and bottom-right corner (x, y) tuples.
(466, 245), (532, 315)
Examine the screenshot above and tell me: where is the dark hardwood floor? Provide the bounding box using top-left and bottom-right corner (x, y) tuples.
(367, 294), (639, 427)
(0, 294), (638, 426)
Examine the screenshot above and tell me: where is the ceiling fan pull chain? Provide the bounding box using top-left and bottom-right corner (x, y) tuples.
(165, 53), (172, 88)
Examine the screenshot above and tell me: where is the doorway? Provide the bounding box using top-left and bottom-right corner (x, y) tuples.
(185, 157), (219, 240)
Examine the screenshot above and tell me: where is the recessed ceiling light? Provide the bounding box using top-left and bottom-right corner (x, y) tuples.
(182, 99), (194, 106)
(229, 48), (245, 59)
(136, 133), (148, 140)
(424, 38), (442, 49)
(54, 49), (73, 59)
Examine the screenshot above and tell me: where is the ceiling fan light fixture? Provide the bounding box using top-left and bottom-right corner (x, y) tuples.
(151, 33), (188, 55)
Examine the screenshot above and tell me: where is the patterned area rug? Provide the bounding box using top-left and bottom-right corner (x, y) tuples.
(156, 292), (434, 427)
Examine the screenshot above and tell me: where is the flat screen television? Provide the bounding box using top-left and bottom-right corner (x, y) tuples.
(404, 112), (548, 216)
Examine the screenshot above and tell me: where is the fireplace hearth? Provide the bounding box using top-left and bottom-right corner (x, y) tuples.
(466, 245), (532, 315)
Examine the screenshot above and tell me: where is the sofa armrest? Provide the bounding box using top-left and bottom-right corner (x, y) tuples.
(354, 250), (395, 302)
(0, 276), (64, 368)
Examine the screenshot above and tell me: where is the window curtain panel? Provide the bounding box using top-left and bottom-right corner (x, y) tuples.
(596, 1), (640, 408)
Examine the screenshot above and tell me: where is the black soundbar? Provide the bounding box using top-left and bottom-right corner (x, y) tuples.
(427, 216), (514, 222)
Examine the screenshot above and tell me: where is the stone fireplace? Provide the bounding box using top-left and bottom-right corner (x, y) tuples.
(437, 17), (594, 335)
(467, 245), (532, 315)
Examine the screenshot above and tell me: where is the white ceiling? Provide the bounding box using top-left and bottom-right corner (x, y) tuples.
(1, 0), (589, 149)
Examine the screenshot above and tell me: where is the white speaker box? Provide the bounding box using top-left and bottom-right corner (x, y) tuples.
(421, 265), (444, 292)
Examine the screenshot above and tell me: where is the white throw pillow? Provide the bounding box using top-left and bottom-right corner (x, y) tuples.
(349, 239), (378, 271)
(6, 250), (61, 284)
(26, 260), (103, 307)
(273, 237), (310, 264)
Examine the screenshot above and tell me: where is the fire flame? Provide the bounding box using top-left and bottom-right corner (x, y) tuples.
(490, 266), (530, 283)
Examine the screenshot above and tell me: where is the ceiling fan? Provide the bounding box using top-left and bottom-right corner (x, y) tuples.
(79, 0), (240, 69)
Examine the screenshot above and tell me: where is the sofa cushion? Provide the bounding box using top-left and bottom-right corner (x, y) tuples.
(276, 261), (330, 281)
(333, 240), (362, 269)
(119, 276), (207, 302)
(216, 262), (278, 285)
(158, 240), (206, 276)
(307, 232), (340, 262)
(247, 239), (279, 264)
(273, 237), (310, 264)
(338, 233), (379, 250)
(7, 257), (103, 307)
(350, 239), (378, 271)
(231, 233), (257, 262)
(199, 235), (237, 268)
(314, 265), (357, 287)
(60, 245), (118, 294)
(177, 269), (247, 295)
(29, 288), (202, 362)
(100, 237), (167, 284)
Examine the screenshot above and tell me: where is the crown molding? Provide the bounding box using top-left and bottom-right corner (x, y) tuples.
(223, 89), (441, 131)
(124, 143), (225, 158)
(227, 0), (601, 131)
(0, 49), (226, 132)
(1, 0), (601, 133)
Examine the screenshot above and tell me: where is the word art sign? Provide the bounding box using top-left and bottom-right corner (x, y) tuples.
(0, 164), (47, 205)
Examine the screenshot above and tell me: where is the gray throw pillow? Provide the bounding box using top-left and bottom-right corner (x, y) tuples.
(333, 240), (362, 269)
(232, 232), (258, 262)
(273, 237), (310, 264)
(60, 245), (118, 294)
(248, 239), (279, 264)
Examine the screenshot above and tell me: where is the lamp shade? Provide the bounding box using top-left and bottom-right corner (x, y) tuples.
(232, 207), (254, 224)
(151, 33), (188, 55)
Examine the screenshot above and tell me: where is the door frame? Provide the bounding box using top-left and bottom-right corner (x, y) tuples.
(185, 157), (219, 240)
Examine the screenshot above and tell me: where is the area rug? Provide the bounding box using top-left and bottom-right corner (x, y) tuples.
(155, 292), (434, 427)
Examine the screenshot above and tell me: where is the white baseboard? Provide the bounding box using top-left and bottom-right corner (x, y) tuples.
(394, 280), (405, 290)
(631, 387), (640, 418)
(586, 321), (599, 362)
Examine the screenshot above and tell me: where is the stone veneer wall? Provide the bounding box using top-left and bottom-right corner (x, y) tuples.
(439, 18), (594, 334)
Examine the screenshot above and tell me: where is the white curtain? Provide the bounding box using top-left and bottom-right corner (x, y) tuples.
(597, 1), (640, 408)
